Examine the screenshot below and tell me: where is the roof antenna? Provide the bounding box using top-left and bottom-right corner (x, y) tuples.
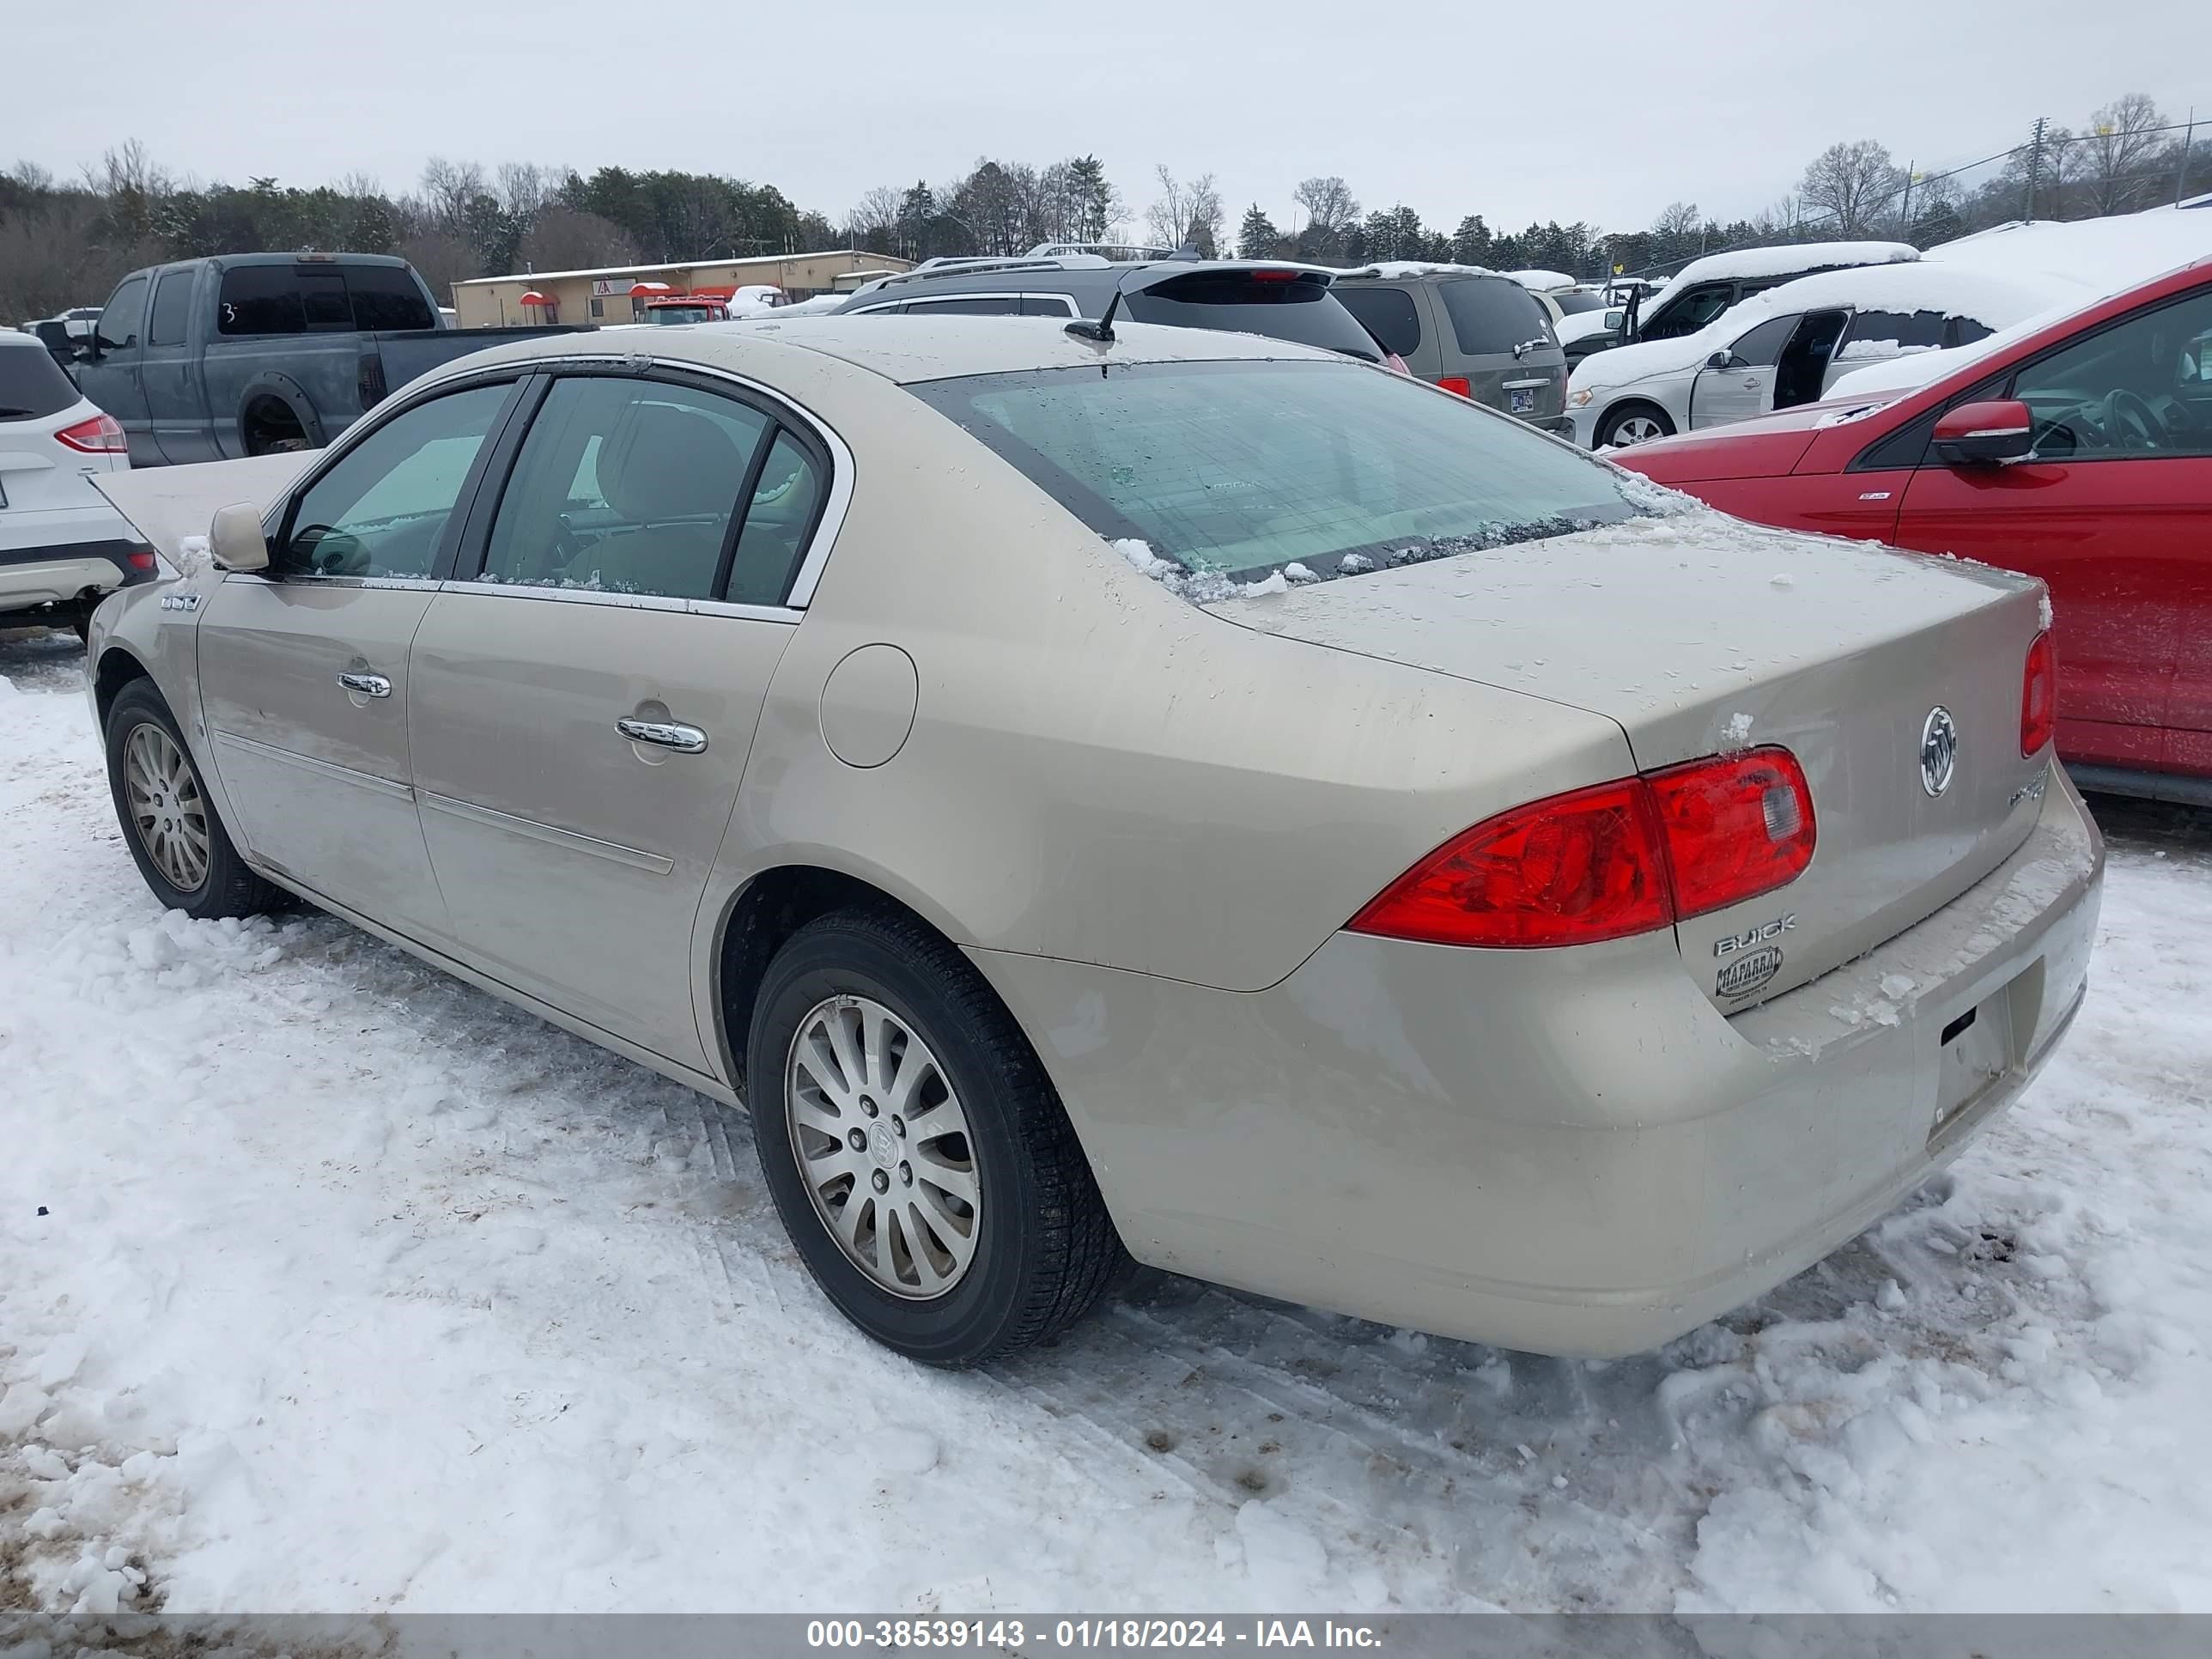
(1066, 264), (1141, 344)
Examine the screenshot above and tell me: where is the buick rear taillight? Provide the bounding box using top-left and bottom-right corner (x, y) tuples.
(1437, 375), (1473, 398)
(54, 412), (126, 453)
(1644, 748), (1816, 921)
(1348, 747), (1817, 950)
(2021, 631), (2056, 757)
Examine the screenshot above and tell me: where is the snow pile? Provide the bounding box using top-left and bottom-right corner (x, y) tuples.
(1112, 538), (1299, 601)
(4, 633), (2212, 1615)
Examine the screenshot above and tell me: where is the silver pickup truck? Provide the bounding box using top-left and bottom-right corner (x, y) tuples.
(70, 252), (586, 466)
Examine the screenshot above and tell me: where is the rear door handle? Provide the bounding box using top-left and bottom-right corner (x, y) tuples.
(337, 672), (392, 699)
(617, 717), (708, 754)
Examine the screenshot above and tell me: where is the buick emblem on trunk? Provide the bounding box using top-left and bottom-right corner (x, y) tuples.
(1920, 707), (1958, 798)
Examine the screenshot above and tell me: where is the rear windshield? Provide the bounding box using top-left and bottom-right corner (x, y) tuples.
(1552, 291), (1607, 316)
(1122, 273), (1381, 363)
(1437, 277), (1556, 355)
(219, 264), (434, 336)
(909, 359), (1644, 594)
(0, 342), (80, 422)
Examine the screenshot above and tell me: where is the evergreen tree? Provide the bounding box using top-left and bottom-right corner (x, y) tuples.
(1237, 204), (1282, 259)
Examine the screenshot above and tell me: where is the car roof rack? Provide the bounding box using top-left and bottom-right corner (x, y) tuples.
(847, 253), (1121, 299)
(1025, 240), (1180, 261)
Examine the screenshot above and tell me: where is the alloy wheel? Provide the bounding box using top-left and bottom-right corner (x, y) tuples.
(123, 723), (210, 892)
(1611, 413), (1665, 446)
(786, 994), (981, 1299)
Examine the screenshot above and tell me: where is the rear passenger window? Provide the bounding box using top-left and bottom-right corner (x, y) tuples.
(219, 267), (308, 336)
(1021, 294), (1078, 317)
(477, 376), (775, 601)
(1334, 286), (1423, 357)
(149, 272), (194, 348)
(1836, 308), (1988, 366)
(727, 431), (826, 605)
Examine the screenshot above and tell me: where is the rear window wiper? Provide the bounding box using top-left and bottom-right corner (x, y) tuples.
(0, 405), (38, 416)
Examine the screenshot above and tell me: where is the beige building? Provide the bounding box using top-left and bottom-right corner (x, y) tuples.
(451, 250), (914, 328)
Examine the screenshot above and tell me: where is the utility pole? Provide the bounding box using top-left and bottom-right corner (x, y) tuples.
(2023, 117), (2048, 221)
(2181, 108), (2198, 206)
(1899, 161), (1914, 239)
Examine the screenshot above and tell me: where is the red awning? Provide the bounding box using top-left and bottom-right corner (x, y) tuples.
(629, 281), (674, 297)
(518, 290), (551, 307)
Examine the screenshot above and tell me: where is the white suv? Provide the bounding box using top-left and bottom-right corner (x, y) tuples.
(0, 331), (150, 637)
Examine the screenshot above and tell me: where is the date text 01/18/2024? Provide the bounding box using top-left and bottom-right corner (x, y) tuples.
(805, 1620), (1386, 1650)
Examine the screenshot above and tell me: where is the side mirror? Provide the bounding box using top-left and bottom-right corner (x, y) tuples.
(1932, 399), (2034, 467)
(209, 502), (270, 573)
(1705, 351), (1730, 370)
(1604, 309), (1624, 329)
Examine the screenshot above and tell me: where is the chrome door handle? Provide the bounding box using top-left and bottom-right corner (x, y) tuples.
(337, 672), (392, 699)
(617, 717), (708, 754)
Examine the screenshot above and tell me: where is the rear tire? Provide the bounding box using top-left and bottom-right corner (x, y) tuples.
(747, 908), (1124, 1366)
(1596, 401), (1674, 447)
(104, 679), (284, 920)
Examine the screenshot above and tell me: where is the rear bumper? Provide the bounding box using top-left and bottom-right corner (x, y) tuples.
(0, 537), (152, 616)
(976, 770), (2103, 1356)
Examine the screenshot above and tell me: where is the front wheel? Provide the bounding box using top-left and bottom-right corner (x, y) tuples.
(1597, 402), (1674, 447)
(105, 679), (285, 920)
(747, 909), (1124, 1366)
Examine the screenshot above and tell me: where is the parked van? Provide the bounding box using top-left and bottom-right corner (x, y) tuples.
(1331, 264), (1572, 435)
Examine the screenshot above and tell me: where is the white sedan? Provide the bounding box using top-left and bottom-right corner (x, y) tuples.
(1565, 263), (2084, 449)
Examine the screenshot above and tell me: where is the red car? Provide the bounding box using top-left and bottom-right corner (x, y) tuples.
(1613, 254), (2212, 804)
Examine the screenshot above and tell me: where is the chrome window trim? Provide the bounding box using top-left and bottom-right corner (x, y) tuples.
(221, 571), (443, 592)
(435, 579), (802, 624)
(418, 790), (674, 875)
(223, 568), (803, 623)
(212, 729), (414, 800)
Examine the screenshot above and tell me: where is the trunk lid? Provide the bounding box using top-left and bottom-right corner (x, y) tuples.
(1206, 514), (2053, 1011)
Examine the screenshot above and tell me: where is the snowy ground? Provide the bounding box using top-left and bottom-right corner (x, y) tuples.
(3, 624), (2210, 1617)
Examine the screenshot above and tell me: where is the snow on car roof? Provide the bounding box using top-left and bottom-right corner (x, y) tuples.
(1507, 269), (1577, 291)
(427, 315), (1344, 389)
(1335, 261), (1500, 280)
(1571, 261), (2084, 393)
(1641, 240), (1919, 319)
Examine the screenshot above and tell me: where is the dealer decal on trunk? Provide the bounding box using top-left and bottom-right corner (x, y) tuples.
(1717, 945), (1786, 1000)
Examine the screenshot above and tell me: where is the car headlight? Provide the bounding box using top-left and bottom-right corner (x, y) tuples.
(1567, 387), (1593, 409)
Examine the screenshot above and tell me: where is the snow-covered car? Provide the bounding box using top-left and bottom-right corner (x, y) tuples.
(1827, 196), (2212, 402)
(1616, 240), (1922, 349)
(0, 331), (156, 636)
(86, 318), (2100, 1368)
(1567, 262), (2085, 448)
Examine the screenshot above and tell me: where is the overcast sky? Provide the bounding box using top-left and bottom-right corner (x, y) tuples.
(15, 0), (2204, 241)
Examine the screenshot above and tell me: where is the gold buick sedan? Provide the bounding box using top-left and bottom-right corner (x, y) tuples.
(88, 319), (2101, 1365)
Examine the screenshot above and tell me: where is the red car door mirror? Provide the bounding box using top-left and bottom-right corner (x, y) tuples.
(1932, 399), (2035, 467)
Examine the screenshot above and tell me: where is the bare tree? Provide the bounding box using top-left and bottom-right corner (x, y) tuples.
(2081, 93), (2170, 214)
(1144, 166), (1223, 255)
(1797, 140), (1906, 235)
(1652, 200), (1700, 239)
(418, 156), (488, 234)
(517, 205), (636, 272)
(1288, 175), (1359, 261)
(396, 231), (481, 304)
